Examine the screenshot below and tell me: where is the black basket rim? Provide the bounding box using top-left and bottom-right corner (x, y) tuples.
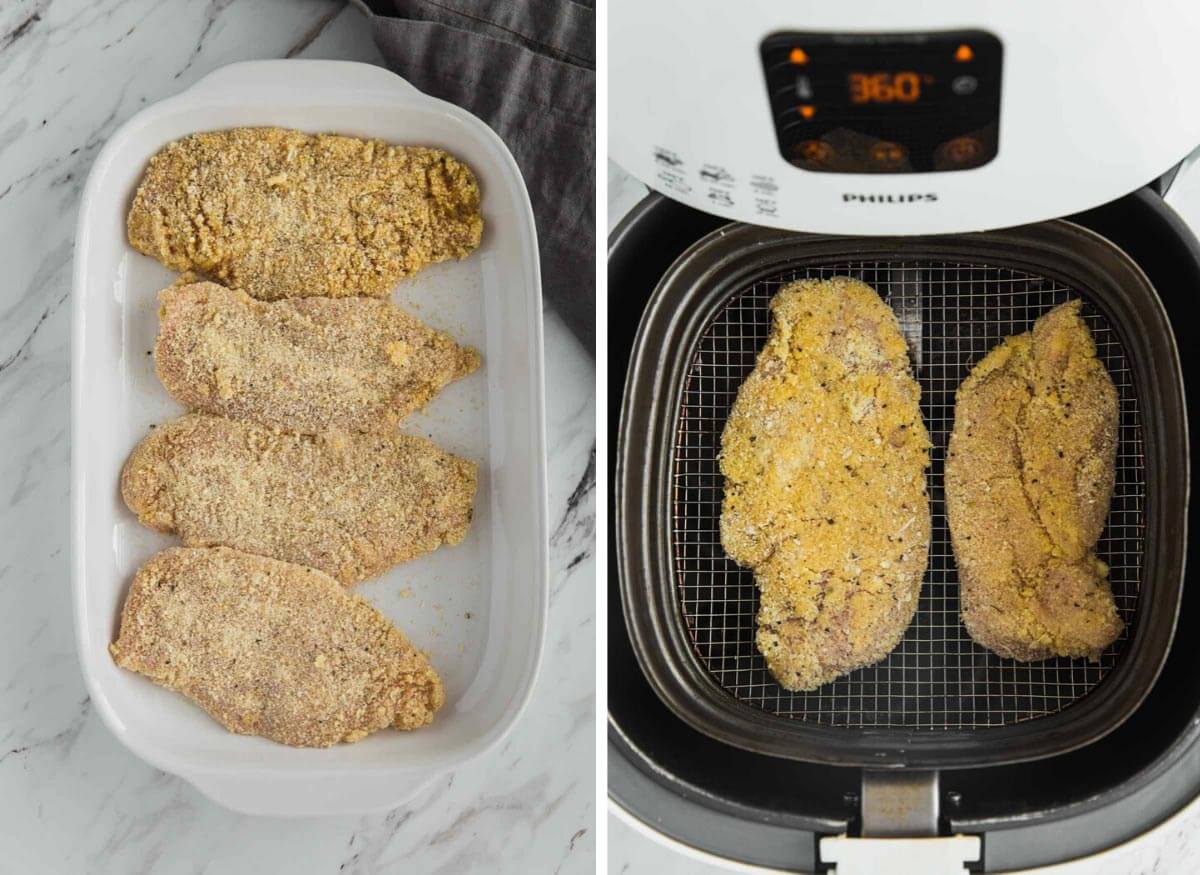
(615, 219), (1189, 769)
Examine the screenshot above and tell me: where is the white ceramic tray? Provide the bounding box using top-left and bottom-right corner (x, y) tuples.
(71, 60), (547, 816)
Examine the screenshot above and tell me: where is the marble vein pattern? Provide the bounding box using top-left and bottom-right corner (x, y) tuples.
(0, 2), (595, 872)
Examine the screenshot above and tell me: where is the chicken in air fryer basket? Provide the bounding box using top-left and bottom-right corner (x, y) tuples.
(946, 300), (1123, 660)
(719, 278), (932, 691)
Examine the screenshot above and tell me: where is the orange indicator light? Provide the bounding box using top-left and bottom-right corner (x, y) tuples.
(790, 48), (809, 65)
(798, 104), (815, 119)
(955, 44), (974, 62)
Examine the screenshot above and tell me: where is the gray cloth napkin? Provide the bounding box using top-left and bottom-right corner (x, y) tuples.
(353, 0), (595, 353)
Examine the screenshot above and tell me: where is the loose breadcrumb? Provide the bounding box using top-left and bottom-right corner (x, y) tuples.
(127, 127), (483, 299)
(120, 414), (477, 585)
(154, 280), (479, 434)
(720, 278), (931, 691)
(110, 546), (444, 747)
(946, 300), (1122, 660)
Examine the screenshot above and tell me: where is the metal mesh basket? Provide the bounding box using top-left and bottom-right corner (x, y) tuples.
(671, 261), (1145, 729)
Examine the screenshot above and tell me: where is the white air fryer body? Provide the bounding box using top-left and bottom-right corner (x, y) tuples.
(610, 0), (1200, 234)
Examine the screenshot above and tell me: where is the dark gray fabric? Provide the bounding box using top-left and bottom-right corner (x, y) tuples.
(354, 0), (595, 353)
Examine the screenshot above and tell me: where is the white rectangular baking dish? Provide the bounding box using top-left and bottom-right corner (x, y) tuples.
(71, 60), (547, 816)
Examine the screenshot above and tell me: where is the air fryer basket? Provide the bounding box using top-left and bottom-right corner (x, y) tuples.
(616, 221), (1188, 769)
(677, 262), (1142, 731)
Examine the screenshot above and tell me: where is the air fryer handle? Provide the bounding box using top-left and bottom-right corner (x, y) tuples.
(860, 769), (940, 836)
(820, 835), (981, 875)
(817, 771), (981, 874)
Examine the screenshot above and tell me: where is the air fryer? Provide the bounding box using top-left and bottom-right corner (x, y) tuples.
(610, 185), (1200, 873)
(608, 4), (1200, 867)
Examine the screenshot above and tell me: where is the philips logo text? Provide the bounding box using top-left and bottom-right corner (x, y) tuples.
(842, 193), (938, 204)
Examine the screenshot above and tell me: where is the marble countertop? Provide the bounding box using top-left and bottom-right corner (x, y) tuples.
(605, 160), (1200, 875)
(0, 1), (594, 872)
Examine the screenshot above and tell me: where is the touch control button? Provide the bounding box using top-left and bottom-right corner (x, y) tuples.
(951, 75), (978, 95)
(870, 141), (907, 168)
(795, 140), (834, 164)
(939, 135), (984, 165)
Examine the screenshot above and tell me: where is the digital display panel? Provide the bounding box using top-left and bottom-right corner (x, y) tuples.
(761, 31), (1003, 174)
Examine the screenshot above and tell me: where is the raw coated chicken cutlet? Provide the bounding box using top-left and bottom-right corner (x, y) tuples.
(110, 546), (444, 747)
(127, 127), (482, 299)
(946, 300), (1123, 660)
(720, 278), (931, 691)
(154, 280), (480, 434)
(121, 414), (476, 585)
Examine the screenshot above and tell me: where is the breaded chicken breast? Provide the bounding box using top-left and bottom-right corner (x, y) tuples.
(127, 128), (482, 299)
(154, 280), (479, 434)
(946, 300), (1122, 660)
(121, 414), (476, 585)
(720, 278), (931, 691)
(110, 546), (444, 747)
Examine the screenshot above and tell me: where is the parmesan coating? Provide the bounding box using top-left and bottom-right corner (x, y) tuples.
(110, 546), (444, 747)
(154, 280), (480, 434)
(720, 278), (931, 691)
(127, 127), (483, 299)
(121, 414), (477, 585)
(946, 300), (1122, 660)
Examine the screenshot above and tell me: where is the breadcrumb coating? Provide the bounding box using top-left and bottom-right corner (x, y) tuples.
(154, 280), (479, 434)
(110, 546), (444, 747)
(720, 278), (931, 691)
(947, 300), (1122, 660)
(127, 127), (483, 299)
(121, 414), (477, 585)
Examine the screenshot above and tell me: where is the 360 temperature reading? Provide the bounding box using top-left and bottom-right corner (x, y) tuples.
(848, 71), (930, 104)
